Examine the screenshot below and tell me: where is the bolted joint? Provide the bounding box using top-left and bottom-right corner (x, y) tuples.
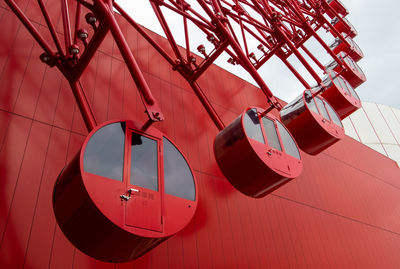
(189, 55), (196, 63)
(40, 53), (56, 67)
(77, 29), (89, 40)
(249, 52), (257, 62)
(197, 44), (205, 53)
(197, 44), (208, 59)
(85, 13), (97, 30)
(69, 44), (80, 55)
(227, 57), (238, 65)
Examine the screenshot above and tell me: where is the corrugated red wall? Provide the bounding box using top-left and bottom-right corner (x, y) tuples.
(1, 2), (400, 268)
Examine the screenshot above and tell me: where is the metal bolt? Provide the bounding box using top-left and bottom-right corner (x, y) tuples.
(40, 53), (50, 63)
(197, 44), (205, 53)
(207, 34), (215, 42)
(85, 13), (97, 25)
(69, 45), (80, 55)
(77, 29), (88, 40)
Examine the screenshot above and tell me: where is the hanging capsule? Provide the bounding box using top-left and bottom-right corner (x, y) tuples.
(214, 108), (303, 198)
(330, 36), (364, 62)
(280, 90), (344, 155)
(325, 0), (349, 18)
(319, 71), (361, 119)
(325, 52), (366, 88)
(53, 120), (198, 262)
(330, 17), (357, 38)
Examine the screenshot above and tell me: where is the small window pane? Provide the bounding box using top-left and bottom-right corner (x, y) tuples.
(315, 97), (330, 120)
(243, 109), (265, 144)
(262, 118), (282, 151)
(163, 138), (195, 201)
(276, 121), (301, 159)
(305, 91), (319, 114)
(84, 122), (125, 181)
(345, 80), (360, 100)
(130, 133), (158, 191)
(335, 76), (351, 95)
(324, 101), (343, 127)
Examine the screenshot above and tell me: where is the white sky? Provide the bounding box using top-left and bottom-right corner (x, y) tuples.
(117, 0), (400, 109)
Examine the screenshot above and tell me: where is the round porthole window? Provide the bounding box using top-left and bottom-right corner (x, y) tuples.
(53, 120), (197, 262)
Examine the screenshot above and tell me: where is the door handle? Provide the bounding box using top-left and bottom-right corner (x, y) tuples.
(128, 188), (139, 194)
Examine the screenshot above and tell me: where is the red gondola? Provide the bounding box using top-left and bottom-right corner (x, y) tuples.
(325, 52), (366, 88)
(214, 108), (303, 198)
(280, 90), (344, 155)
(331, 17), (357, 38)
(319, 71), (361, 119)
(330, 37), (364, 62)
(53, 120), (198, 262)
(326, 0), (349, 18)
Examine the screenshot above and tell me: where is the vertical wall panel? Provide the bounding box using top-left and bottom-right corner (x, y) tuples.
(0, 121), (51, 268)
(0, 115), (32, 244)
(24, 127), (70, 269)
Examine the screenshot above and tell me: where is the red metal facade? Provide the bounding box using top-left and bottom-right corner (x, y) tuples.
(1, 2), (400, 268)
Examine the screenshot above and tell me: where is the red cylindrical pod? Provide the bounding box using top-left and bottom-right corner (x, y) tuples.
(214, 108), (303, 198)
(53, 120), (198, 262)
(325, 52), (366, 88)
(330, 17), (357, 38)
(280, 90), (345, 155)
(326, 0), (349, 18)
(330, 37), (364, 62)
(320, 71), (361, 119)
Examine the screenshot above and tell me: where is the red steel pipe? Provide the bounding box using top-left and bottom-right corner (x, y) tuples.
(69, 81), (97, 131)
(280, 57), (311, 89)
(113, 2), (176, 67)
(5, 0), (55, 58)
(95, 0), (156, 106)
(61, 0), (73, 55)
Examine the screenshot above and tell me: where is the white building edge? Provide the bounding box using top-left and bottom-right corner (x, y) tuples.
(343, 102), (400, 166)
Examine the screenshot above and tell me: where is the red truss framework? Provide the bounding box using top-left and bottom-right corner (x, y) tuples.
(5, 0), (364, 132)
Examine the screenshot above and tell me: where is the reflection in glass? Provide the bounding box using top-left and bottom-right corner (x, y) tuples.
(276, 121), (301, 159)
(130, 134), (158, 191)
(345, 80), (360, 100)
(163, 138), (195, 201)
(243, 109), (265, 144)
(305, 91), (319, 114)
(324, 101), (343, 127)
(315, 97), (330, 120)
(84, 122), (125, 181)
(262, 118), (282, 151)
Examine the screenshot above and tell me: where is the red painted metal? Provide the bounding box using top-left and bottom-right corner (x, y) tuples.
(326, 52), (366, 88)
(330, 17), (357, 38)
(5, 0), (399, 268)
(325, 0), (349, 18)
(2, 5), (400, 267)
(320, 71), (361, 119)
(214, 108), (302, 198)
(280, 90), (344, 155)
(53, 120), (198, 262)
(331, 36), (364, 62)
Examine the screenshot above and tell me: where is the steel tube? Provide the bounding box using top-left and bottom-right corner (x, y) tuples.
(69, 81), (97, 131)
(96, 0), (156, 106)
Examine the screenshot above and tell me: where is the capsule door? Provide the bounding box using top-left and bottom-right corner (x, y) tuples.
(124, 130), (163, 232)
